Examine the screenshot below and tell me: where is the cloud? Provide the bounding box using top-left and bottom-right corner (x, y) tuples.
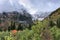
(0, 0), (16, 12)
(29, 0), (60, 12)
(0, 0), (6, 5)
(18, 0), (38, 14)
(46, 2), (60, 11)
(9, 0), (13, 6)
(0, 0), (60, 13)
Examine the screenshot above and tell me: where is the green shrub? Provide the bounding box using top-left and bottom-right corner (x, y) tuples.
(49, 20), (55, 27)
(50, 26), (60, 40)
(56, 18), (60, 28)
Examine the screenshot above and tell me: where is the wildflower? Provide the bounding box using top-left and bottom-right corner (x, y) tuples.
(11, 30), (17, 36)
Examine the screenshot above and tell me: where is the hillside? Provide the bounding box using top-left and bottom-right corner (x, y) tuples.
(0, 10), (33, 31)
(49, 8), (60, 21)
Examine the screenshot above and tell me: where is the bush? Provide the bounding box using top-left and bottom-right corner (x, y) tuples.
(50, 26), (60, 40)
(56, 18), (60, 28)
(49, 20), (55, 27)
(0, 20), (60, 40)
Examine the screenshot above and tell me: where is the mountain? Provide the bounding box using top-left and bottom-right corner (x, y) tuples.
(33, 8), (60, 21)
(48, 8), (60, 21)
(32, 12), (51, 21)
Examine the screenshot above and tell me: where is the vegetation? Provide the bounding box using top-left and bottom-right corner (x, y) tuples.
(0, 8), (60, 40)
(56, 18), (60, 28)
(0, 20), (60, 40)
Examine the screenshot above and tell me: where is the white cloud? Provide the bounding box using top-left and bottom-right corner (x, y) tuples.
(0, 0), (6, 5)
(0, 0), (60, 13)
(47, 2), (55, 7)
(18, 0), (38, 14)
(9, 0), (13, 6)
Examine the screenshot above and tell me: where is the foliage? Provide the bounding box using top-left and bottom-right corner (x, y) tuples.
(0, 20), (60, 40)
(49, 20), (55, 27)
(10, 21), (16, 30)
(50, 26), (60, 40)
(56, 18), (60, 28)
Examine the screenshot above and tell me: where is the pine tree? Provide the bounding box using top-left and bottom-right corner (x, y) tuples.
(10, 21), (16, 30)
(56, 18), (60, 28)
(49, 20), (55, 27)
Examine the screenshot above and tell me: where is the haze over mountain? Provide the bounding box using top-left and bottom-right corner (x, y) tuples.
(0, 0), (60, 20)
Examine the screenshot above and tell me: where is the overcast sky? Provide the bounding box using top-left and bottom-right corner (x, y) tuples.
(0, 0), (60, 14)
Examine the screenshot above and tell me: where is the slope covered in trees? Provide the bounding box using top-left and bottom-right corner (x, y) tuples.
(0, 9), (33, 31)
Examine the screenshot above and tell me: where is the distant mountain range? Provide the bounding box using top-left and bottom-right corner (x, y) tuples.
(32, 12), (51, 20)
(0, 0), (59, 21)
